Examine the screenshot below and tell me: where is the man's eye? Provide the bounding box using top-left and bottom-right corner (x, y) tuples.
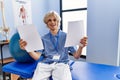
(48, 19), (52, 22)
(53, 19), (57, 21)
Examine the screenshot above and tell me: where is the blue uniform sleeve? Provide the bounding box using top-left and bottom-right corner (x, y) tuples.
(36, 49), (44, 53)
(68, 46), (77, 55)
(35, 49), (45, 61)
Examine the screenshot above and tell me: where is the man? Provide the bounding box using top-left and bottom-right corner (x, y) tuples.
(19, 11), (87, 80)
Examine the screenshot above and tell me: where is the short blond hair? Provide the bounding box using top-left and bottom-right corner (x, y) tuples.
(43, 11), (61, 26)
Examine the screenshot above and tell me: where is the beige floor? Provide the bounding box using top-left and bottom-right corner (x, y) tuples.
(11, 74), (20, 80)
(11, 74), (32, 80)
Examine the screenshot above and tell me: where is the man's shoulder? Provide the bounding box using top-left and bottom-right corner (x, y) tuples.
(42, 33), (50, 39)
(59, 30), (67, 37)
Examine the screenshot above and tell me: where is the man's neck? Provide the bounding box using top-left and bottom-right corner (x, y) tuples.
(50, 29), (59, 35)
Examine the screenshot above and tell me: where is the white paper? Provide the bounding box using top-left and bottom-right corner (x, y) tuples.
(17, 24), (43, 52)
(65, 20), (85, 47)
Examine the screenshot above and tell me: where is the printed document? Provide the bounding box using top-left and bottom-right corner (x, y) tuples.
(17, 24), (43, 52)
(65, 20), (85, 47)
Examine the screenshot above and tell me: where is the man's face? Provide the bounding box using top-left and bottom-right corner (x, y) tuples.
(47, 16), (59, 31)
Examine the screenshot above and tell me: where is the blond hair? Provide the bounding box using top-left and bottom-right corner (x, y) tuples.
(43, 11), (61, 27)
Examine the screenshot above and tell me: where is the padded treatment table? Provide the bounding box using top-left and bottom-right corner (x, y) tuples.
(71, 61), (120, 80)
(3, 61), (38, 78)
(3, 61), (120, 80)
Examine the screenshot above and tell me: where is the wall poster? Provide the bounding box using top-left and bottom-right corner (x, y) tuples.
(12, 0), (32, 26)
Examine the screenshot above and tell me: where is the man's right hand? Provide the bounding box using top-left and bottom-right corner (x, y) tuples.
(19, 39), (27, 50)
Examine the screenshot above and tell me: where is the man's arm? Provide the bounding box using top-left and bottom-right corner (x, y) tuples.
(19, 39), (41, 60)
(73, 37), (87, 59)
(29, 51), (41, 60)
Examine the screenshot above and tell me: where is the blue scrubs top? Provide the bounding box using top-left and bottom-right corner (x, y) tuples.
(38, 30), (76, 64)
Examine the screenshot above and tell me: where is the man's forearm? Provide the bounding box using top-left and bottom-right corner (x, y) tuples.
(73, 46), (83, 59)
(29, 51), (41, 60)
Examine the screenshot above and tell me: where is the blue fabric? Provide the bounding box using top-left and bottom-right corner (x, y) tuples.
(3, 61), (37, 78)
(2, 56), (44, 78)
(41, 30), (76, 64)
(9, 33), (35, 62)
(116, 74), (120, 79)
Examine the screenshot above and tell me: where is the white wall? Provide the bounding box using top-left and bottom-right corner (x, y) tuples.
(87, 0), (120, 66)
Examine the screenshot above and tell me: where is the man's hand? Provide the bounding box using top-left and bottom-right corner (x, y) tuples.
(79, 37), (88, 48)
(19, 39), (27, 50)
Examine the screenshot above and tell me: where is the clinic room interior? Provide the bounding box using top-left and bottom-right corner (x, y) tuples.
(1, 0), (120, 80)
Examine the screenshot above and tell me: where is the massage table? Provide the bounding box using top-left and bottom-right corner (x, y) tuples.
(2, 60), (120, 80)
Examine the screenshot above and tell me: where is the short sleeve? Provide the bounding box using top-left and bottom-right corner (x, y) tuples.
(68, 46), (76, 55)
(36, 49), (45, 62)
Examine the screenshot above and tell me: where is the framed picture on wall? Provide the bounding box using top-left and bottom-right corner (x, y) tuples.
(12, 0), (32, 26)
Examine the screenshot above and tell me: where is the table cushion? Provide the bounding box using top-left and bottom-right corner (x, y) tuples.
(2, 61), (38, 78)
